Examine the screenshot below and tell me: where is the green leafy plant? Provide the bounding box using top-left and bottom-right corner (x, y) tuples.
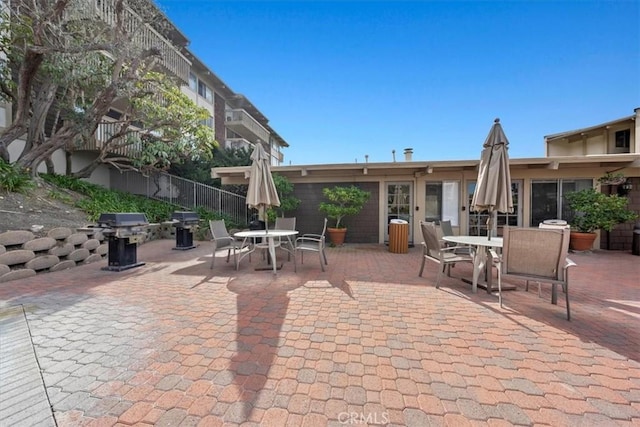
(565, 188), (637, 233)
(40, 173), (240, 233)
(0, 160), (35, 193)
(265, 173), (301, 224)
(47, 189), (73, 204)
(318, 185), (371, 229)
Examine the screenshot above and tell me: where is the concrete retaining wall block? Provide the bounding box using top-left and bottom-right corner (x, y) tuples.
(25, 255), (60, 271)
(81, 239), (101, 251)
(0, 230), (35, 247)
(65, 233), (89, 246)
(49, 243), (75, 257)
(82, 254), (103, 264)
(47, 227), (73, 240)
(0, 269), (37, 283)
(0, 250), (36, 266)
(50, 260), (76, 272)
(67, 248), (90, 262)
(23, 237), (57, 252)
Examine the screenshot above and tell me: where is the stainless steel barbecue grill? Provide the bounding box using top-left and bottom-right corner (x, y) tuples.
(170, 211), (199, 250)
(98, 213), (149, 271)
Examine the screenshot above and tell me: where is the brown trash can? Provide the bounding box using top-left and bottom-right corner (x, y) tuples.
(389, 220), (409, 253)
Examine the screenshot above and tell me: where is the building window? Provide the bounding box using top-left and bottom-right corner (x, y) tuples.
(425, 181), (459, 226)
(615, 129), (630, 151)
(530, 179), (592, 227)
(200, 116), (213, 128)
(468, 181), (520, 236)
(106, 109), (122, 120)
(197, 81), (213, 103)
(189, 72), (197, 91)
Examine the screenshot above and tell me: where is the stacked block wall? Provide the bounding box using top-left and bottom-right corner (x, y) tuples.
(0, 223), (170, 283)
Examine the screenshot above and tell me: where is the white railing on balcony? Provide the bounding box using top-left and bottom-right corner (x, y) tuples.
(110, 170), (249, 226)
(89, 121), (143, 158)
(224, 138), (253, 151)
(67, 0), (191, 82)
(226, 109), (270, 143)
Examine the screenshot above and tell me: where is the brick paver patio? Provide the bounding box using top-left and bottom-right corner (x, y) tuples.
(0, 239), (638, 426)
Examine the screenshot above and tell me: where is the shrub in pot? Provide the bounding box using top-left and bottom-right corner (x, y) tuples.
(565, 188), (638, 250)
(318, 185), (371, 245)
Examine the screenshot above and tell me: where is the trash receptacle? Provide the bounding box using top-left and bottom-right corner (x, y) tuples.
(389, 219), (409, 254)
(632, 222), (640, 256)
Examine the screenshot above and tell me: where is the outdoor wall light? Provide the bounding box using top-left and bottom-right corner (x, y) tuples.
(622, 180), (633, 191)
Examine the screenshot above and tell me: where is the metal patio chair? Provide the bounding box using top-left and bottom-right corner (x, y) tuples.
(209, 219), (249, 269)
(419, 221), (475, 288)
(490, 226), (576, 320)
(295, 218), (328, 271)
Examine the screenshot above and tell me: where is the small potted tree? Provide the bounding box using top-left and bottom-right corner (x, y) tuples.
(319, 185), (371, 246)
(565, 188), (638, 251)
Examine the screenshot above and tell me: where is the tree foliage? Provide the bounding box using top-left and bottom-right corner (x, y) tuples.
(565, 188), (637, 233)
(319, 185), (371, 228)
(266, 173), (301, 222)
(0, 0), (215, 177)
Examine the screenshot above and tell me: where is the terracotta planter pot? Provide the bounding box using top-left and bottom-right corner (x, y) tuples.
(327, 227), (347, 246)
(569, 231), (597, 251)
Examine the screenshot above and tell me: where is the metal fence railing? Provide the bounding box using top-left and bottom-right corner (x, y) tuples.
(110, 170), (248, 225)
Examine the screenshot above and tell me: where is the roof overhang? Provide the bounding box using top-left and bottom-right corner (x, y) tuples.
(212, 154), (640, 185)
(544, 115), (636, 142)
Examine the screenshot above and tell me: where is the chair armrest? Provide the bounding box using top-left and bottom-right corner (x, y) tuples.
(296, 235), (324, 244)
(441, 245), (476, 256)
(564, 258), (577, 269)
(301, 233), (323, 239)
(489, 248), (500, 260)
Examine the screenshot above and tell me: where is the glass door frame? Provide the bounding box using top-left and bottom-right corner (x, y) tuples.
(385, 181), (414, 244)
(467, 180), (522, 236)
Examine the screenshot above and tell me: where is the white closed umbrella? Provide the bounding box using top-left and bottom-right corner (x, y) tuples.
(471, 118), (513, 240)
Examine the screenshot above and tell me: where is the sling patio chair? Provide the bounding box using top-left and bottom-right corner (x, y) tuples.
(489, 226), (576, 320)
(209, 219), (250, 269)
(419, 221), (475, 288)
(439, 219), (473, 255)
(295, 218), (328, 271)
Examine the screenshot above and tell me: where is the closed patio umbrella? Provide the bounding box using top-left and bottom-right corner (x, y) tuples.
(246, 143), (280, 231)
(471, 118), (513, 240)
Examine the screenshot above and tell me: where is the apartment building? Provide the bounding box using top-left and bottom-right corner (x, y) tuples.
(1, 0), (288, 184)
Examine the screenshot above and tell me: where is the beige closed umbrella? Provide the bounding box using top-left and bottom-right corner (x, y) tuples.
(246, 143), (280, 231)
(471, 118), (513, 240)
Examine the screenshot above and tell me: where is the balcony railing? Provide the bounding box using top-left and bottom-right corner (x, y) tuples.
(224, 138), (253, 151)
(225, 109), (270, 144)
(66, 0), (191, 82)
(82, 121), (143, 158)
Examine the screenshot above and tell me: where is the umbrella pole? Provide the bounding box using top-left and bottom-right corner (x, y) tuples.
(486, 212), (496, 241)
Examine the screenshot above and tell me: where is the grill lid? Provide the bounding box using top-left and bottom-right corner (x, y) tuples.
(171, 211), (199, 222)
(98, 213), (149, 227)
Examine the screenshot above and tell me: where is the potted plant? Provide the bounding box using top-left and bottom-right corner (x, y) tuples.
(318, 185), (371, 245)
(565, 188), (638, 251)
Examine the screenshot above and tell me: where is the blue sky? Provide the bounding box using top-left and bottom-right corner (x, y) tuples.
(155, 0), (639, 165)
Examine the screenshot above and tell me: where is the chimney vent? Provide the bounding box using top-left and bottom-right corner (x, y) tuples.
(404, 148), (413, 162)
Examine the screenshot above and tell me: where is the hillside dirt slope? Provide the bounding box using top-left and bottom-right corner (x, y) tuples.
(0, 181), (92, 236)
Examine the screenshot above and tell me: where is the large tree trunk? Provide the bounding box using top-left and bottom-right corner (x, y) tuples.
(21, 81), (58, 161)
(0, 49), (45, 161)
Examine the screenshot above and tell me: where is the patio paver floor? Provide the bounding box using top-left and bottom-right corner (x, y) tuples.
(0, 239), (638, 426)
